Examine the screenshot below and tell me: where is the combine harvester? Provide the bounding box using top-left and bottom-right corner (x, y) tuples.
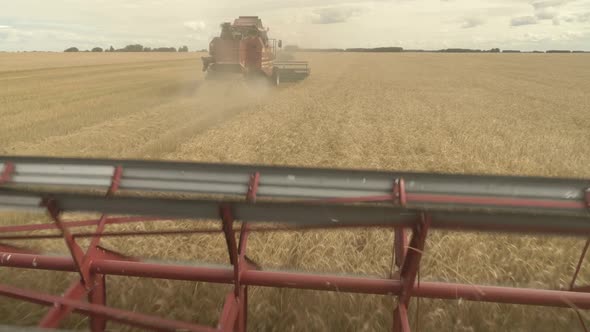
(201, 16), (310, 86)
(0, 156), (590, 331)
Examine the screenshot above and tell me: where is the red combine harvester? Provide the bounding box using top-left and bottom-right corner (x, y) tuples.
(1, 156), (590, 331)
(201, 16), (310, 85)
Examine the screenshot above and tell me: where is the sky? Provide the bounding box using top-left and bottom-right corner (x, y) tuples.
(0, 0), (589, 52)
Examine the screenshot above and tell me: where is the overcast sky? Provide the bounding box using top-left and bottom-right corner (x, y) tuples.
(1, 0), (589, 51)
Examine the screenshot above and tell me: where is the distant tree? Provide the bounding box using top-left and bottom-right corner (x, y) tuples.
(143, 47), (152, 52)
(109, 46), (115, 52)
(91, 47), (103, 52)
(546, 50), (571, 53)
(490, 48), (500, 53)
(117, 44), (144, 52)
(178, 45), (189, 52)
(200, 48), (207, 52)
(439, 48), (481, 53)
(64, 47), (79, 52)
(152, 47), (177, 52)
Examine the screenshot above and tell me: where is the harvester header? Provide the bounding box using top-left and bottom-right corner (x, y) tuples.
(201, 16), (310, 85)
(1, 156), (590, 331)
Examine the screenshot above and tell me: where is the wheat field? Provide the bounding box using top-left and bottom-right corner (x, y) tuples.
(1, 51), (590, 331)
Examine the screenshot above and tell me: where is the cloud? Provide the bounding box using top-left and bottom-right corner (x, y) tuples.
(535, 7), (558, 19)
(523, 32), (547, 42)
(183, 21), (206, 32)
(461, 17), (485, 29)
(511, 16), (538, 26)
(311, 7), (362, 24)
(531, 0), (571, 10)
(0, 27), (33, 43)
(530, 0), (576, 24)
(560, 30), (585, 40)
(0, 25), (11, 29)
(553, 11), (590, 24)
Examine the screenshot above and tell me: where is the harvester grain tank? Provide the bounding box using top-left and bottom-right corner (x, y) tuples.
(201, 16), (310, 85)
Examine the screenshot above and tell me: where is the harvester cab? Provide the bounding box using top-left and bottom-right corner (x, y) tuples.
(201, 16), (310, 85)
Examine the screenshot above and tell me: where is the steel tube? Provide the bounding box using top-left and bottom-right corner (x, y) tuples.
(0, 252), (74, 271)
(0, 216), (162, 234)
(3, 251), (590, 309)
(413, 282), (590, 309)
(0, 284), (217, 332)
(242, 270), (401, 294)
(93, 260), (234, 283)
(2, 156), (588, 214)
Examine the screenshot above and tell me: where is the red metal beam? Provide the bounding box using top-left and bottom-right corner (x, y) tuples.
(38, 281), (87, 328)
(85, 215), (110, 332)
(398, 214), (429, 305)
(411, 282), (590, 308)
(0, 161), (14, 184)
(393, 214), (430, 332)
(393, 303), (410, 332)
(218, 292), (239, 332)
(571, 238), (590, 290)
(36, 213), (116, 330)
(107, 165), (123, 196)
(45, 199), (91, 284)
(89, 274), (107, 331)
(573, 286), (590, 293)
(4, 250), (590, 308)
(393, 178), (407, 206)
(0, 284), (217, 332)
(236, 223), (251, 332)
(238, 286), (248, 332)
(246, 172), (260, 203)
(220, 205), (238, 267)
(393, 228), (408, 270)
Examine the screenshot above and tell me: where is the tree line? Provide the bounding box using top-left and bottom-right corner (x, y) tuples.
(283, 45), (588, 54)
(64, 44), (189, 53)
